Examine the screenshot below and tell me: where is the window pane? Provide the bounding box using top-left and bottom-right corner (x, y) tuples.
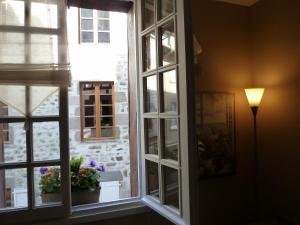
(0, 85), (25, 116)
(81, 19), (93, 30)
(101, 106), (112, 116)
(98, 20), (110, 31)
(100, 95), (112, 105)
(33, 122), (60, 161)
(34, 166), (62, 206)
(100, 83), (113, 94)
(143, 31), (156, 72)
(101, 117), (113, 126)
(84, 106), (95, 116)
(31, 87), (59, 116)
(98, 32), (110, 43)
(143, 0), (155, 29)
(163, 166), (179, 209)
(162, 70), (177, 112)
(83, 128), (96, 139)
(31, 1), (58, 28)
(31, 34), (58, 64)
(97, 10), (109, 18)
(84, 95), (95, 105)
(145, 119), (158, 155)
(81, 32), (94, 43)
(146, 161), (159, 199)
(0, 32), (25, 64)
(0, 168), (28, 209)
(82, 83), (96, 95)
(101, 127), (113, 137)
(84, 117), (96, 127)
(160, 21), (176, 66)
(0, 0), (24, 26)
(162, 119), (178, 161)
(144, 75), (158, 113)
(158, 0), (174, 20)
(0, 123), (26, 163)
(81, 8), (93, 17)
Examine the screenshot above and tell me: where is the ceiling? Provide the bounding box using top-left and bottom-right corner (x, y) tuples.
(215, 0), (260, 7)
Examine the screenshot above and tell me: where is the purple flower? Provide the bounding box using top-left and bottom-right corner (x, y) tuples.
(40, 167), (48, 175)
(96, 165), (105, 172)
(89, 160), (97, 168)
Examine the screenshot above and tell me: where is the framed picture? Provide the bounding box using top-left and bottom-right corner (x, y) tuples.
(196, 92), (236, 179)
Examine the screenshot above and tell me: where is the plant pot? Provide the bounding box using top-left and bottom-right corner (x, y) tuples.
(41, 193), (61, 204)
(71, 188), (100, 206)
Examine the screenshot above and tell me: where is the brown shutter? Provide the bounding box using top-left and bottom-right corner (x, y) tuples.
(67, 0), (133, 13)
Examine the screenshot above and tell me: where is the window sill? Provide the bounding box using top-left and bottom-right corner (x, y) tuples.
(32, 199), (149, 225)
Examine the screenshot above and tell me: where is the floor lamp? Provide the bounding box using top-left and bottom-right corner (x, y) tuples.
(244, 88), (265, 217)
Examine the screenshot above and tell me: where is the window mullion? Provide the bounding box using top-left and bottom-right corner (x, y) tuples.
(24, 0), (31, 63)
(95, 84), (101, 138)
(25, 86), (34, 210)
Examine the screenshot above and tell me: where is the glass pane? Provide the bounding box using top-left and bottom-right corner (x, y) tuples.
(81, 8), (93, 17)
(0, 123), (26, 163)
(162, 119), (178, 161)
(97, 10), (109, 18)
(82, 83), (96, 95)
(84, 95), (95, 105)
(143, 0), (155, 29)
(101, 106), (112, 116)
(0, 0), (25, 26)
(101, 117), (113, 126)
(84, 106), (95, 116)
(160, 21), (176, 66)
(31, 34), (58, 64)
(31, 87), (59, 116)
(163, 166), (179, 209)
(31, 1), (58, 28)
(98, 20), (110, 31)
(100, 83), (113, 94)
(143, 31), (156, 72)
(98, 32), (110, 43)
(81, 32), (94, 43)
(145, 119), (158, 155)
(0, 168), (28, 209)
(162, 70), (177, 112)
(0, 87), (25, 117)
(33, 122), (60, 161)
(101, 128), (113, 137)
(159, 0), (174, 20)
(100, 95), (112, 105)
(146, 161), (159, 199)
(84, 117), (96, 127)
(144, 75), (158, 113)
(81, 19), (93, 30)
(34, 166), (62, 206)
(0, 32), (25, 64)
(83, 128), (96, 139)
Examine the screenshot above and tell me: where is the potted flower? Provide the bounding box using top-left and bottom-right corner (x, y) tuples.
(70, 157), (104, 205)
(39, 167), (61, 203)
(40, 157), (105, 205)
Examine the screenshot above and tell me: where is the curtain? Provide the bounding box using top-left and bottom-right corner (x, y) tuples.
(0, 0), (70, 115)
(67, 0), (133, 12)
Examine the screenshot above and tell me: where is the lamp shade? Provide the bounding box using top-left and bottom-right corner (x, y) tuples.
(244, 88), (265, 107)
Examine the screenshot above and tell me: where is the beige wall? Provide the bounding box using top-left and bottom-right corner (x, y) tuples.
(192, 1), (255, 224)
(251, 0), (300, 220)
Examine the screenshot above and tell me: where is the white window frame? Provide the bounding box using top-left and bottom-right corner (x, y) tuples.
(0, 0), (198, 224)
(79, 9), (111, 44)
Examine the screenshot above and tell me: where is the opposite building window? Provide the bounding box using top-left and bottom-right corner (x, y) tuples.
(80, 81), (115, 140)
(80, 9), (110, 44)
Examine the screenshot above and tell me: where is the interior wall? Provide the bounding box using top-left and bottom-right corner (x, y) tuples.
(192, 1), (255, 224)
(250, 0), (300, 221)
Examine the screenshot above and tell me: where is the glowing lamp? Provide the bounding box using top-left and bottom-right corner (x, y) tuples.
(245, 88), (265, 108)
